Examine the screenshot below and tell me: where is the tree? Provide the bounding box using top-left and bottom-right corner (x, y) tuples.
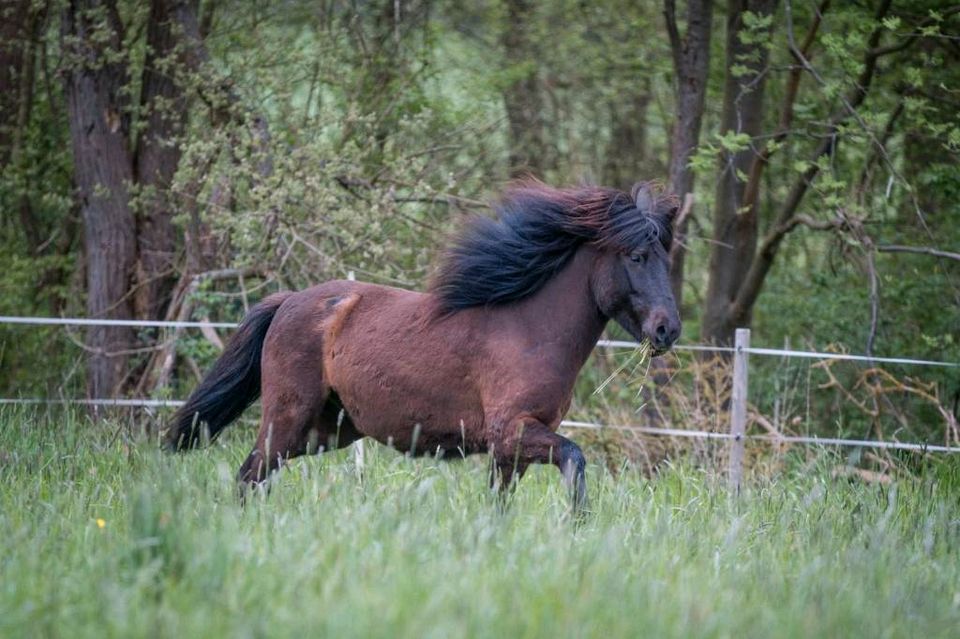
(701, 0), (778, 344)
(2, 0), (46, 252)
(0, 1), (34, 165)
(502, 0), (547, 177)
(698, 0), (931, 345)
(663, 0), (714, 303)
(60, 0), (210, 396)
(61, 0), (139, 397)
(135, 0), (199, 319)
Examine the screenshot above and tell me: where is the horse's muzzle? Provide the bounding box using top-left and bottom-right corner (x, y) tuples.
(644, 308), (680, 354)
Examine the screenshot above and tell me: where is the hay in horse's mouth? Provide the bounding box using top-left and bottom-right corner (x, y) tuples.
(593, 341), (652, 396)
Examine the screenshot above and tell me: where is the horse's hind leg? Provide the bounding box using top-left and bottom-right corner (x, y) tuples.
(236, 297), (360, 488)
(238, 388), (362, 487)
(237, 385), (325, 486)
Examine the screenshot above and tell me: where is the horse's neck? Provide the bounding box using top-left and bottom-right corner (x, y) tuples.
(512, 245), (608, 366)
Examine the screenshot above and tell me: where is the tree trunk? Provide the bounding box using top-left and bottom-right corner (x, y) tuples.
(0, 0), (33, 166)
(1, 0), (43, 250)
(603, 78), (651, 192)
(701, 0), (777, 345)
(135, 0), (197, 319)
(61, 0), (138, 397)
(502, 0), (546, 177)
(664, 0), (714, 304)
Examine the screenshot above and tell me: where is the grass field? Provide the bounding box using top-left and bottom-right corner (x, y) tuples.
(1, 407), (959, 638)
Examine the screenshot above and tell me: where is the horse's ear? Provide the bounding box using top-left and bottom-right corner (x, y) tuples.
(632, 182), (679, 227)
(632, 183), (654, 213)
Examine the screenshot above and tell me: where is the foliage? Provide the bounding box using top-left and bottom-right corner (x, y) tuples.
(0, 1), (957, 440)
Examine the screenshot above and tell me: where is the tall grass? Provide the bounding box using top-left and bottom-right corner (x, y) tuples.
(1, 407), (958, 638)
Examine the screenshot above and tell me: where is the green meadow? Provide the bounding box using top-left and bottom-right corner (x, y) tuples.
(2, 407), (958, 638)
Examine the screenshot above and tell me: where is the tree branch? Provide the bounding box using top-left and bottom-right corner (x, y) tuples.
(877, 245), (960, 262)
(856, 99), (904, 201)
(869, 6), (960, 58)
(740, 0), (830, 221)
(663, 0), (682, 76)
(136, 267), (267, 394)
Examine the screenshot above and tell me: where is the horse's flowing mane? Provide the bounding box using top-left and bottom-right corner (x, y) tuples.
(430, 180), (675, 312)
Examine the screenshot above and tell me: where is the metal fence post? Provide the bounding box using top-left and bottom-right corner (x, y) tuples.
(729, 328), (750, 493)
(347, 270), (365, 481)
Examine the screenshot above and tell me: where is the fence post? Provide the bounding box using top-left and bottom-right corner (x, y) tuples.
(347, 270), (365, 481)
(728, 328), (750, 493)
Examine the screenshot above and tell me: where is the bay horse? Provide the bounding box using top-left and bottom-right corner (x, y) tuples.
(167, 181), (680, 510)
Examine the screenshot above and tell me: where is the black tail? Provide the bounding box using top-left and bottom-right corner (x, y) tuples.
(166, 292), (293, 451)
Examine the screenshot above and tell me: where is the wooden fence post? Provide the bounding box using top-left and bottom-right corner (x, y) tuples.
(728, 328), (750, 493)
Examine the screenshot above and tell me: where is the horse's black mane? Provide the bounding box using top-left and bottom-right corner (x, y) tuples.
(430, 181), (674, 312)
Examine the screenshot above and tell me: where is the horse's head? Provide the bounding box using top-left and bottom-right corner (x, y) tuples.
(591, 184), (681, 356)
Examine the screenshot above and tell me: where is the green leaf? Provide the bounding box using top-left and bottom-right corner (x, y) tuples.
(881, 16), (901, 31)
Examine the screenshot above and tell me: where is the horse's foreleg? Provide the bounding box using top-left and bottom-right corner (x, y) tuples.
(492, 417), (588, 513)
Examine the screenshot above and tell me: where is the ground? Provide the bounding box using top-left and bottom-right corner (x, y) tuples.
(1, 407), (958, 638)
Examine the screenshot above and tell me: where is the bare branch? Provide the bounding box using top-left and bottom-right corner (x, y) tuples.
(864, 241), (879, 358)
(668, 192), (695, 268)
(674, 192), (695, 234)
(785, 214), (844, 233)
(663, 0), (682, 75)
(199, 315), (224, 351)
(856, 100), (904, 200)
(877, 245), (960, 262)
(136, 267), (267, 394)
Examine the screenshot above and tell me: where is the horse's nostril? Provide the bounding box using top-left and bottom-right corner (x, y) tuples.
(652, 322), (679, 349)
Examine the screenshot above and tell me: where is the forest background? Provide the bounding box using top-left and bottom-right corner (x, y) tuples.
(0, 0), (958, 452)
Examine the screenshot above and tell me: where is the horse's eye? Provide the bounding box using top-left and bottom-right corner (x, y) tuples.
(629, 252), (647, 264)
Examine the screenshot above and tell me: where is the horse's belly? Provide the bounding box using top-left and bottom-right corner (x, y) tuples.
(331, 375), (485, 457)
(350, 399), (485, 456)
(318, 286), (486, 456)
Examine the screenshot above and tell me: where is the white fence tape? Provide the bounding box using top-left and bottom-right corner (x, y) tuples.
(596, 339), (959, 368)
(1, 399), (956, 453)
(0, 316), (237, 329)
(0, 398), (185, 407)
(561, 420), (960, 453)
(739, 346), (959, 368)
(3, 315), (958, 367)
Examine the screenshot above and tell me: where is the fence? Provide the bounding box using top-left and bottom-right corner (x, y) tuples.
(1, 315), (958, 489)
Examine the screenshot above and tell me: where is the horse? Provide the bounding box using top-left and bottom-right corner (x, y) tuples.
(167, 180), (681, 510)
